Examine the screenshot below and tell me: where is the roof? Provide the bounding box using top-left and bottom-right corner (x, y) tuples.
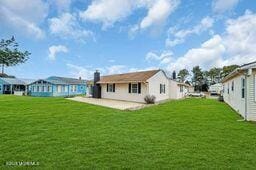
(97, 70), (160, 84)
(222, 61), (256, 83)
(0, 78), (27, 85)
(0, 73), (15, 78)
(46, 76), (86, 85)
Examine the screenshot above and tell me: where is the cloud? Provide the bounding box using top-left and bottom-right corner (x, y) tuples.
(160, 10), (256, 72)
(48, 45), (68, 61)
(49, 13), (94, 41)
(166, 16), (214, 47)
(146, 51), (173, 65)
(0, 0), (48, 39)
(66, 64), (94, 79)
(140, 0), (179, 29)
(54, 0), (72, 13)
(80, 0), (179, 30)
(212, 0), (239, 13)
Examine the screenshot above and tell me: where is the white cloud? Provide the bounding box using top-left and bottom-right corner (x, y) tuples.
(48, 45), (68, 61)
(166, 16), (214, 47)
(161, 10), (256, 72)
(212, 0), (239, 13)
(66, 64), (94, 80)
(0, 0), (48, 39)
(80, 0), (179, 30)
(140, 0), (179, 29)
(54, 0), (72, 13)
(106, 65), (127, 75)
(146, 51), (173, 65)
(49, 13), (94, 41)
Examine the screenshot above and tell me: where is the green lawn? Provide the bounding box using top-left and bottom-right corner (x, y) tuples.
(1, 95), (256, 169)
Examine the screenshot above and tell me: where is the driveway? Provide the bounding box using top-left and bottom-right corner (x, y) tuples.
(67, 96), (146, 110)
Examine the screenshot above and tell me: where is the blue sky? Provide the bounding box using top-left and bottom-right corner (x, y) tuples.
(0, 0), (256, 79)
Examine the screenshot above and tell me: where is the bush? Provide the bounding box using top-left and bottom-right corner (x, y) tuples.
(144, 95), (156, 104)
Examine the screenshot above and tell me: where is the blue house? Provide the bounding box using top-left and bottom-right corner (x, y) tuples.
(0, 77), (34, 95)
(28, 76), (86, 97)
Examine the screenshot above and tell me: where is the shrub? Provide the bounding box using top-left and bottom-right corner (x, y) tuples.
(144, 95), (156, 104)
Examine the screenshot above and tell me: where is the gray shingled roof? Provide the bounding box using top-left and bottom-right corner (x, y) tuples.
(0, 78), (27, 85)
(46, 76), (86, 85)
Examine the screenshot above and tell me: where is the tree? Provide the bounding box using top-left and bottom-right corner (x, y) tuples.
(192, 66), (204, 91)
(178, 69), (189, 82)
(208, 67), (222, 84)
(0, 36), (30, 74)
(221, 65), (239, 78)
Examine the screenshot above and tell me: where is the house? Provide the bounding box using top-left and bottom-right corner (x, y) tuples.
(91, 69), (188, 103)
(0, 77), (34, 95)
(209, 83), (223, 95)
(28, 76), (86, 97)
(222, 61), (256, 121)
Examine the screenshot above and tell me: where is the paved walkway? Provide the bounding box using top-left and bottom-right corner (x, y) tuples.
(67, 97), (146, 110)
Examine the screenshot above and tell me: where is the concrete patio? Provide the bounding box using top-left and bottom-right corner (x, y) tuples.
(67, 96), (147, 110)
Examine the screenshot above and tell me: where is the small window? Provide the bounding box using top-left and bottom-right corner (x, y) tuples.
(160, 84), (165, 94)
(242, 78), (245, 98)
(180, 86), (183, 92)
(37, 86), (39, 92)
(231, 81), (234, 91)
(107, 84), (115, 92)
(131, 83), (138, 93)
(47, 86), (51, 92)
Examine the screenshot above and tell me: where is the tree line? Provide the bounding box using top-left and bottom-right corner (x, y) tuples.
(177, 65), (239, 91)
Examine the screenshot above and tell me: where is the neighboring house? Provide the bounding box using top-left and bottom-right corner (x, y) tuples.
(0, 77), (34, 95)
(92, 69), (188, 103)
(209, 83), (223, 95)
(222, 61), (256, 121)
(28, 76), (86, 97)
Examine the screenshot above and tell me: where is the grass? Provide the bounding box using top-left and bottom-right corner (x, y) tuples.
(1, 95), (256, 169)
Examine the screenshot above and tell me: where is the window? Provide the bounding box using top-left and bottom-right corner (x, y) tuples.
(132, 83), (138, 93)
(57, 85), (62, 93)
(242, 78), (245, 98)
(107, 84), (115, 92)
(37, 86), (39, 92)
(227, 83), (230, 94)
(71, 85), (77, 92)
(180, 86), (184, 92)
(231, 81), (234, 91)
(47, 86), (51, 92)
(42, 86), (45, 92)
(0, 85), (1, 91)
(160, 84), (165, 94)
(65, 86), (68, 92)
(74, 85), (77, 92)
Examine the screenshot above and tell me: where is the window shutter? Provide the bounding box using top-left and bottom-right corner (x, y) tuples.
(164, 84), (165, 93)
(113, 84), (115, 92)
(138, 83), (141, 94)
(129, 83), (131, 93)
(160, 84), (162, 94)
(107, 83), (109, 92)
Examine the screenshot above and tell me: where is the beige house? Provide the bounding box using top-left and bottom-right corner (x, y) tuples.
(93, 69), (188, 103)
(222, 61), (256, 121)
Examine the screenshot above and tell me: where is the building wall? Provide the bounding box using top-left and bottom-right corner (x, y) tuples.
(101, 83), (148, 103)
(247, 70), (256, 121)
(0, 79), (5, 94)
(223, 73), (246, 118)
(29, 83), (86, 97)
(147, 71), (169, 102)
(169, 80), (187, 99)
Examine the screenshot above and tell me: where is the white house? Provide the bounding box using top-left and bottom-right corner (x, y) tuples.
(91, 69), (188, 103)
(222, 61), (256, 121)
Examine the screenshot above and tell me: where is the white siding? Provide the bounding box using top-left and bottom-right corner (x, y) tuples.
(247, 70), (256, 121)
(223, 74), (246, 118)
(169, 80), (187, 99)
(101, 83), (147, 103)
(147, 71), (169, 102)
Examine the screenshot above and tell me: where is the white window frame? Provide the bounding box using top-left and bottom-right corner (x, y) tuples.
(131, 83), (138, 94)
(160, 84), (165, 94)
(108, 84), (115, 92)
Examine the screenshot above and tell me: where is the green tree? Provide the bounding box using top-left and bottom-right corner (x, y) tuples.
(0, 36), (30, 74)
(178, 69), (189, 82)
(192, 66), (204, 91)
(221, 65), (239, 78)
(208, 67), (222, 84)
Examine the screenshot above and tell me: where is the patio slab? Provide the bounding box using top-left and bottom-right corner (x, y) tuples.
(67, 96), (147, 110)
